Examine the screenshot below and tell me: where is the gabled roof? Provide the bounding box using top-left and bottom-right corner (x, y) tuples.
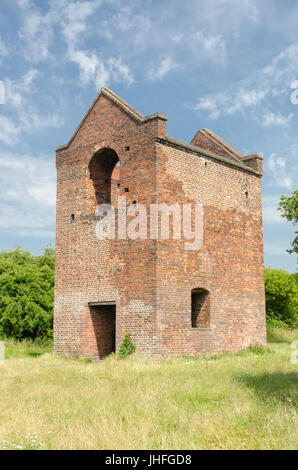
(56, 88), (261, 175)
(56, 87), (167, 151)
(190, 128), (244, 164)
(203, 129), (244, 162)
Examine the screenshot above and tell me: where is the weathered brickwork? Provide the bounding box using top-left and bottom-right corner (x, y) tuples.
(54, 87), (266, 358)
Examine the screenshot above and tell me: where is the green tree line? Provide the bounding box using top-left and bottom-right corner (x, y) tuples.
(0, 247), (296, 341)
(0, 247), (54, 339)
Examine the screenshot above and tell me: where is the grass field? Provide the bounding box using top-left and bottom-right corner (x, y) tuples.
(0, 328), (297, 450)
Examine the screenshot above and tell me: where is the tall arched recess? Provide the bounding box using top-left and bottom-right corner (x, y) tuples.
(89, 148), (120, 206)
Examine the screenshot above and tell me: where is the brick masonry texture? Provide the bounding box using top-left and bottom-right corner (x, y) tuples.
(54, 87), (266, 358)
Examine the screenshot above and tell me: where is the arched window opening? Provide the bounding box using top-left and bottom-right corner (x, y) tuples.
(191, 288), (210, 328)
(89, 148), (120, 206)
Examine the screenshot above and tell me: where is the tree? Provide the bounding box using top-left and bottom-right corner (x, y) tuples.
(278, 190), (298, 255)
(0, 246), (55, 340)
(264, 267), (298, 327)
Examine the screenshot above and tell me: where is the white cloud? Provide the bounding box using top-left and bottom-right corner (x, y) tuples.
(262, 111), (294, 127)
(68, 48), (134, 88)
(262, 43), (298, 86)
(0, 116), (20, 145)
(194, 87), (268, 119)
(18, 8), (55, 62)
(68, 48), (109, 87)
(0, 70), (62, 144)
(17, 0), (102, 65)
(194, 42), (298, 123)
(171, 33), (183, 44)
(106, 58), (134, 85)
(108, 4), (152, 45)
(241, 0), (259, 23)
(60, 1), (133, 88)
(266, 153), (293, 190)
(231, 88), (268, 112)
(4, 69), (40, 110)
(194, 96), (220, 119)
(0, 153), (56, 238)
(61, 0), (102, 45)
(12, 0), (267, 94)
(149, 57), (177, 81)
(263, 196), (284, 224)
(20, 110), (62, 133)
(17, 0), (33, 8)
(194, 31), (226, 63)
(0, 34), (8, 59)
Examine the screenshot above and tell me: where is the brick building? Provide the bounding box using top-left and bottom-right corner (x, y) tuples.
(54, 87), (266, 358)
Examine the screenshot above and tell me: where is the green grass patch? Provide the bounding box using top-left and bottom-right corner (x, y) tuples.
(3, 338), (52, 359)
(0, 328), (297, 450)
(267, 326), (297, 344)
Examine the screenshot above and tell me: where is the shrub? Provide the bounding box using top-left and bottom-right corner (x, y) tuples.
(118, 333), (136, 358)
(264, 267), (298, 328)
(0, 247), (55, 340)
(246, 345), (266, 355)
(278, 190), (298, 255)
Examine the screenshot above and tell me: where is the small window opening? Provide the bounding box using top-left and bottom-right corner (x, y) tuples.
(245, 190), (249, 198)
(125, 146), (130, 151)
(132, 200), (137, 205)
(125, 188), (129, 192)
(70, 214), (75, 221)
(191, 288), (210, 328)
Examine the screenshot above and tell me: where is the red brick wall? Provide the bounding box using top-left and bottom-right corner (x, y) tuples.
(54, 89), (266, 358)
(54, 92), (166, 357)
(154, 139), (266, 355)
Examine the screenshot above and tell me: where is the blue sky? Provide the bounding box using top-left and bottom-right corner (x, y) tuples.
(0, 0), (297, 272)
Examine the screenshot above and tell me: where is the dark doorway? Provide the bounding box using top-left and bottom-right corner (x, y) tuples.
(89, 303), (116, 358)
(191, 288), (210, 328)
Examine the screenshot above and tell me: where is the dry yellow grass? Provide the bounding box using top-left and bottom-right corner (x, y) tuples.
(0, 329), (297, 450)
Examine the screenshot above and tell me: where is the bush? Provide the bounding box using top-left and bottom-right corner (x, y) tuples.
(0, 247), (55, 340)
(118, 333), (136, 358)
(265, 267), (298, 328)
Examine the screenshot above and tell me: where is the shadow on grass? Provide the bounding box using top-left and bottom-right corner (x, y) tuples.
(4, 339), (53, 359)
(236, 372), (298, 409)
(27, 351), (44, 357)
(267, 329), (289, 344)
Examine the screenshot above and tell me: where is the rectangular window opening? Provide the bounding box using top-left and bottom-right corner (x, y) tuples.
(191, 288), (210, 328)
